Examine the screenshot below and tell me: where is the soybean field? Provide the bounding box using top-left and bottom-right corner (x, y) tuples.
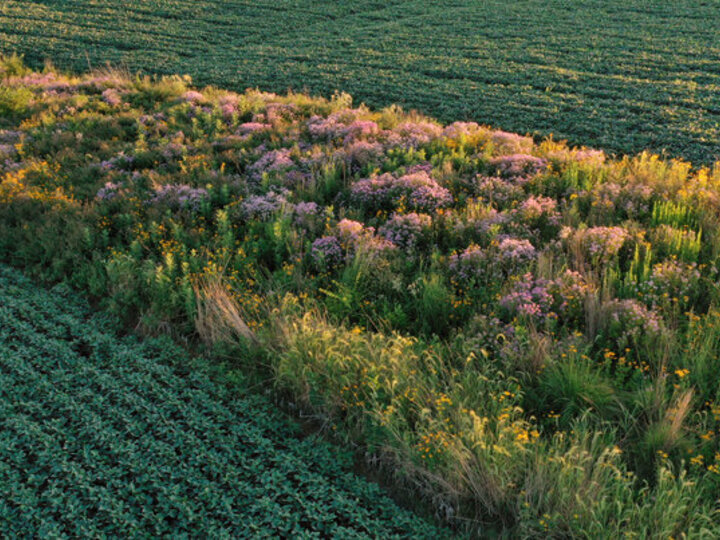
(0, 265), (445, 538)
(1, 0), (719, 163)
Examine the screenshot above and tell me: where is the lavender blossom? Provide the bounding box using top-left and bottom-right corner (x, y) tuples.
(350, 170), (452, 213)
(449, 244), (486, 283)
(379, 213), (431, 251)
(293, 201), (323, 231)
(101, 88), (122, 107)
(337, 140), (384, 169)
(474, 176), (527, 207)
(336, 219), (367, 247)
(490, 131), (534, 154)
(489, 154), (547, 179)
(443, 122), (481, 140)
(311, 236), (344, 271)
(239, 190), (288, 221)
(248, 148), (295, 182)
(500, 274), (554, 322)
(181, 90), (205, 104)
(98, 153), (134, 171)
(307, 109), (364, 141)
(579, 226), (629, 262)
(497, 237), (537, 266)
(237, 122), (272, 135)
(604, 299), (663, 348)
(96, 182), (122, 201)
(639, 260), (701, 308)
(391, 121), (443, 148)
(151, 184), (208, 212)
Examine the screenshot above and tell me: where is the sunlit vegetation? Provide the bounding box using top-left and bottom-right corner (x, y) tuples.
(1, 1), (719, 163)
(2, 58), (720, 536)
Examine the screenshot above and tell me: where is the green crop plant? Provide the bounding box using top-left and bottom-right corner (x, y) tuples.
(0, 264), (447, 538)
(1, 1), (719, 163)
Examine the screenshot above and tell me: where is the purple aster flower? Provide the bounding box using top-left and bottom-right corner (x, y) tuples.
(490, 131), (534, 154)
(489, 154), (548, 179)
(181, 90), (205, 103)
(151, 184), (208, 212)
(311, 236), (344, 271)
(239, 190), (288, 221)
(500, 274), (554, 322)
(101, 88), (122, 107)
(443, 122), (481, 140)
(378, 212), (431, 251)
(96, 181), (122, 201)
(350, 170), (452, 213)
(248, 148), (295, 182)
(391, 121), (442, 148)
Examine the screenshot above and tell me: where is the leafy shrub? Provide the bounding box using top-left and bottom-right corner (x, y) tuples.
(0, 86), (32, 116)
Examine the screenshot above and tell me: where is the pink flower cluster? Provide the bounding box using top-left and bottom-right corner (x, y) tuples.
(475, 176), (527, 208)
(98, 153), (134, 171)
(547, 270), (591, 325)
(264, 102), (298, 124)
(101, 88), (122, 107)
(239, 190), (288, 220)
(490, 154), (547, 178)
(500, 270), (593, 324)
(639, 259), (701, 307)
(490, 131), (534, 154)
(449, 237), (536, 284)
(290, 201), (327, 235)
(391, 121), (443, 148)
(605, 299), (663, 343)
(379, 213), (431, 251)
(448, 244), (486, 283)
(307, 109), (378, 142)
(311, 236), (344, 271)
(500, 274), (554, 321)
(350, 170), (452, 213)
(96, 181), (123, 201)
(336, 140), (384, 169)
(516, 195), (560, 224)
(442, 121), (481, 140)
(237, 122), (272, 135)
(248, 148), (295, 181)
(580, 182), (654, 221)
(160, 142), (186, 161)
(151, 184), (208, 212)
(579, 226), (629, 262)
(336, 219), (366, 247)
(311, 219), (394, 270)
(181, 90), (205, 104)
(497, 237), (537, 266)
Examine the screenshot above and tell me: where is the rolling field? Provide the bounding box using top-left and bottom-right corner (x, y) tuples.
(0, 264), (445, 537)
(1, 0), (719, 164)
(3, 61), (720, 535)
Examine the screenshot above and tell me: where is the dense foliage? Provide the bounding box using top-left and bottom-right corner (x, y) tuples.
(0, 264), (445, 538)
(2, 60), (720, 536)
(1, 1), (719, 164)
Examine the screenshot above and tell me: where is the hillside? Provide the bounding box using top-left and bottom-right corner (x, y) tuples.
(2, 60), (720, 536)
(0, 0), (718, 163)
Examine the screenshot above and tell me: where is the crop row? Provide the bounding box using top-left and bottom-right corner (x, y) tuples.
(0, 0), (718, 163)
(0, 265), (444, 538)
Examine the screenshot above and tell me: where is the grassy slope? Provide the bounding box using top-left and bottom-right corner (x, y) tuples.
(1, 0), (719, 164)
(0, 264), (447, 538)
